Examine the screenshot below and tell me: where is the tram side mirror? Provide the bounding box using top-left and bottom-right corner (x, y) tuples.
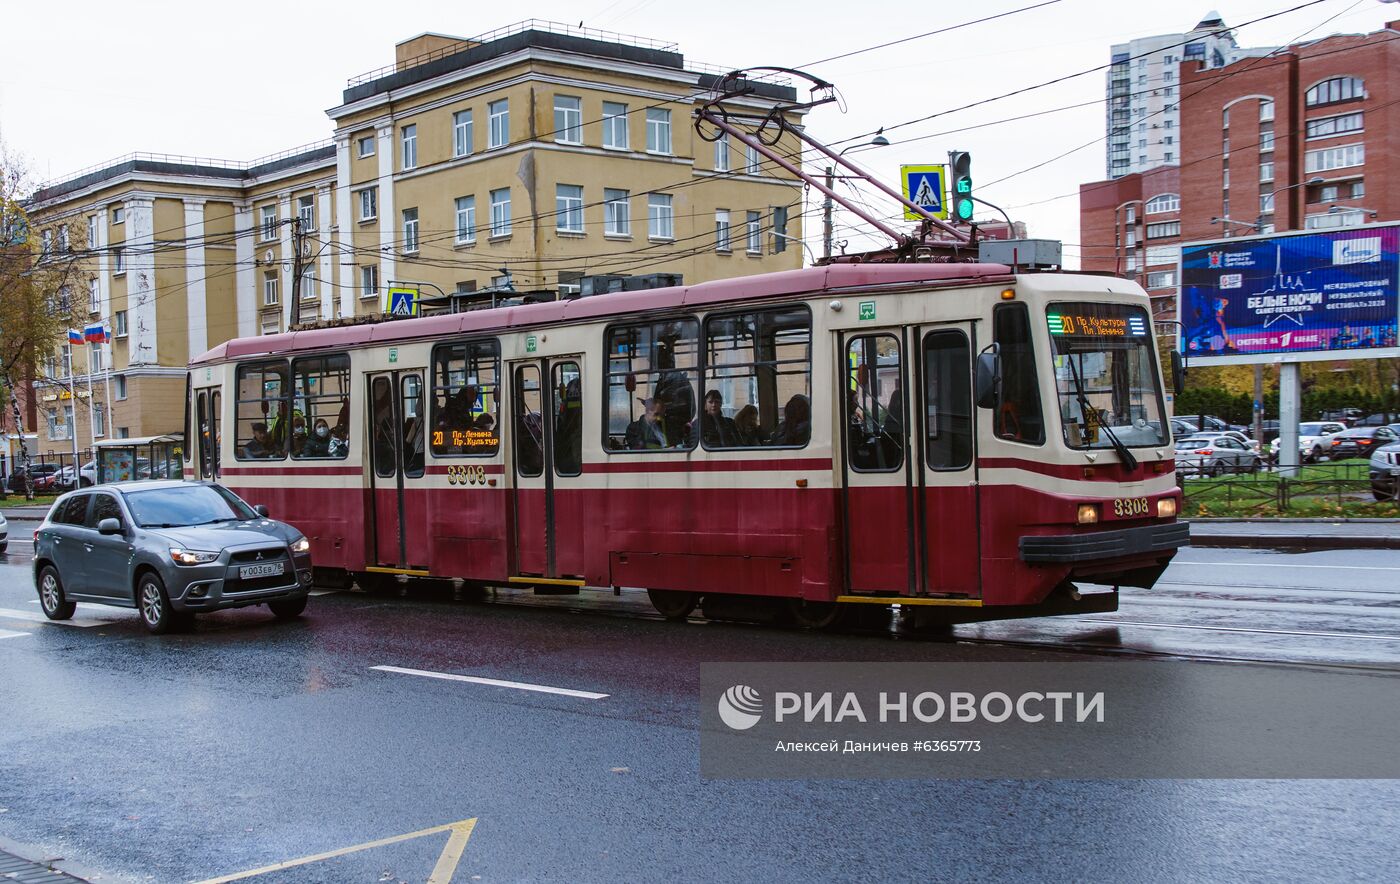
(975, 344), (1001, 410)
(254, 504), (270, 517)
(1170, 350), (1186, 393)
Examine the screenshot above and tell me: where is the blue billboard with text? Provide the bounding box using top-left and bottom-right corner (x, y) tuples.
(1179, 225), (1399, 359)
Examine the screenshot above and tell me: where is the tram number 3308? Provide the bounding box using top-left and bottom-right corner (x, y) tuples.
(1112, 497), (1149, 517)
(446, 465), (488, 486)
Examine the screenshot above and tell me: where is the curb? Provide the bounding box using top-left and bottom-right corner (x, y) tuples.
(1190, 534), (1400, 551)
(0, 836), (94, 882)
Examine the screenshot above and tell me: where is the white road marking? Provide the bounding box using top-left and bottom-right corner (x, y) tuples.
(0, 628), (30, 640)
(1077, 617), (1400, 642)
(1175, 560), (1400, 571)
(307, 589), (340, 597)
(371, 664), (609, 699)
(27, 599), (131, 615)
(0, 607), (113, 628)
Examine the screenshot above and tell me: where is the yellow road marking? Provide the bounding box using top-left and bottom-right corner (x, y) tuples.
(193, 817), (477, 884)
(835, 595), (983, 607)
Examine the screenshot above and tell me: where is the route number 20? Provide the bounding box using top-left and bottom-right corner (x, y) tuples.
(447, 465), (487, 486)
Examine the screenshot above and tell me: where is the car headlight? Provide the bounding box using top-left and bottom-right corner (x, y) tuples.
(170, 548), (220, 566)
(291, 537), (310, 554)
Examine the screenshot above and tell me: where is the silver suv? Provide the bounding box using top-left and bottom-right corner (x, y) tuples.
(33, 480), (313, 634)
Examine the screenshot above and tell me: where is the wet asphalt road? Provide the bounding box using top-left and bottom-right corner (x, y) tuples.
(1, 541), (1399, 883)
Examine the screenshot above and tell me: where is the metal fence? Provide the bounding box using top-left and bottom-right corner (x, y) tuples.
(0, 449), (97, 496)
(1179, 461), (1384, 511)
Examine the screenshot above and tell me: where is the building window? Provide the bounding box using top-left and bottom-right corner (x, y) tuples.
(1316, 184), (1340, 202)
(1222, 168), (1230, 189)
(361, 264), (379, 300)
(556, 185), (584, 233)
(1306, 210), (1366, 230)
(114, 375), (127, 399)
(58, 226), (69, 252)
(111, 206), (125, 224)
(746, 210), (762, 253)
(455, 196), (476, 244)
(490, 188), (511, 237)
(554, 95), (582, 144)
(488, 99), (509, 148)
(604, 189), (630, 236)
(1163, 152), (1173, 162)
(357, 134), (375, 157)
(772, 206), (789, 253)
(1306, 77), (1364, 108)
(601, 102), (629, 150)
(1259, 100), (1275, 122)
(558, 271), (583, 298)
(645, 108), (671, 154)
(1146, 271), (1176, 288)
(745, 142), (760, 175)
(114, 310), (128, 337)
(1145, 245), (1177, 266)
(300, 268), (317, 301)
(263, 271), (279, 306)
(87, 215), (97, 248)
(1163, 70), (1175, 83)
(715, 210), (731, 252)
(402, 207), (419, 253)
(297, 195), (315, 232)
(359, 187), (377, 221)
(260, 205), (278, 241)
(1146, 221), (1179, 238)
(1260, 162), (1275, 183)
(648, 193), (673, 239)
(88, 278), (100, 314)
(1259, 127), (1274, 152)
(1351, 180), (1365, 199)
(1306, 112), (1363, 139)
(453, 109), (473, 157)
(260, 312), (281, 336)
(401, 124), (417, 170)
(1305, 143), (1364, 173)
(1260, 193), (1275, 214)
(714, 135), (729, 171)
(113, 247), (126, 274)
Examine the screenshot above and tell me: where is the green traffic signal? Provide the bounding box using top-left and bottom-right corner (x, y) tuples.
(954, 198), (975, 221)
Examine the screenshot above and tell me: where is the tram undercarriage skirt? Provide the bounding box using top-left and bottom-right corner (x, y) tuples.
(1018, 522), (1189, 565)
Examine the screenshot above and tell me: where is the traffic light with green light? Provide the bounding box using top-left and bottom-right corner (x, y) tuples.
(949, 151), (973, 222)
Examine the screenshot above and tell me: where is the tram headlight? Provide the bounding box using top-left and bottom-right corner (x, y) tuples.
(1076, 504), (1100, 525)
(1157, 498), (1177, 519)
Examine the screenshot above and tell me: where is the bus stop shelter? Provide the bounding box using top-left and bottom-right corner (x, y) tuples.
(95, 434), (184, 484)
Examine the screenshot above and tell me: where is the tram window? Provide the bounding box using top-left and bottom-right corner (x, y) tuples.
(514, 365), (544, 477)
(553, 362), (583, 476)
(845, 334), (904, 472)
(604, 318), (698, 451)
(196, 391), (212, 478)
(291, 354), (351, 459)
(211, 391), (221, 476)
(992, 303), (1046, 445)
(234, 360), (289, 460)
(704, 306), (811, 448)
(924, 330), (973, 470)
(371, 376), (396, 478)
(430, 340), (500, 457)
(401, 374), (426, 478)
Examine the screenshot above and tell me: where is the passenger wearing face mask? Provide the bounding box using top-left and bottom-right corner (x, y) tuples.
(299, 418), (333, 458)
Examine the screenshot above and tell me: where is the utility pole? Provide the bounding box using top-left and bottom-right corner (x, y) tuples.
(290, 218), (305, 326)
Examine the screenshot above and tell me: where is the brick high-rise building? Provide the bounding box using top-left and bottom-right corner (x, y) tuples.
(1081, 18), (1400, 320)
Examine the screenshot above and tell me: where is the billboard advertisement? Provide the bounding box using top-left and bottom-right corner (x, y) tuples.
(1179, 225), (1399, 362)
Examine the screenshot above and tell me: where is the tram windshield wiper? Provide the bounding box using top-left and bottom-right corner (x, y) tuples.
(1065, 353), (1138, 472)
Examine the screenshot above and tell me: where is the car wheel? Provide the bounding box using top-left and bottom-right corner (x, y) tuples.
(137, 572), (177, 635)
(0, 541), (8, 554)
(37, 565), (76, 621)
(268, 596), (308, 619)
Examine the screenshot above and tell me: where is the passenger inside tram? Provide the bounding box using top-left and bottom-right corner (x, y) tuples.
(733, 404), (761, 447)
(626, 397), (670, 450)
(697, 389), (740, 448)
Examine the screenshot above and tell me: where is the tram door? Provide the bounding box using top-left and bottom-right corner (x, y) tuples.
(840, 324), (980, 597)
(509, 358), (585, 579)
(367, 370), (428, 568)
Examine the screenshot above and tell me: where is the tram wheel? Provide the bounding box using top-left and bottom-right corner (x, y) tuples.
(356, 572), (400, 595)
(647, 589), (699, 621)
(786, 598), (851, 630)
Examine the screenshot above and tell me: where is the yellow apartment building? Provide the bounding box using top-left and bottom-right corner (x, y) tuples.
(22, 21), (806, 450)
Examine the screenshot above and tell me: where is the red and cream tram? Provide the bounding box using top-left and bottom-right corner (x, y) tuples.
(185, 262), (1186, 625)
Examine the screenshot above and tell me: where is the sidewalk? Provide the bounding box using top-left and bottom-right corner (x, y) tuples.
(0, 845), (90, 883)
(1189, 518), (1400, 550)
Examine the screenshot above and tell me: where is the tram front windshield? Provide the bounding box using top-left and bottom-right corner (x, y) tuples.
(1047, 302), (1167, 450)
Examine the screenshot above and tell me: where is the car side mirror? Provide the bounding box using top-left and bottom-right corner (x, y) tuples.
(97, 518), (123, 535)
(1170, 350), (1186, 393)
(975, 344), (1001, 410)
(254, 504), (270, 517)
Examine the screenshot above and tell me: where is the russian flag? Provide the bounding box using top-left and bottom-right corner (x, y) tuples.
(67, 329), (83, 345)
(84, 323), (108, 344)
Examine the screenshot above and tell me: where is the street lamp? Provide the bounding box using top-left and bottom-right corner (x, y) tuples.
(1209, 216), (1262, 232)
(1257, 176), (1324, 231)
(822, 132), (890, 260)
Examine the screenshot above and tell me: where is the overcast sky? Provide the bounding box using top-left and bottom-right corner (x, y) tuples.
(4, 0), (1396, 267)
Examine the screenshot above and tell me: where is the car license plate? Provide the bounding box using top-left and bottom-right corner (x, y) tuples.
(1390, 468), (1400, 477)
(1112, 497), (1150, 518)
(240, 562), (285, 579)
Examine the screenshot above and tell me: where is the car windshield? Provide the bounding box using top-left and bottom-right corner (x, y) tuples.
(124, 484), (256, 528)
(1047, 303), (1167, 449)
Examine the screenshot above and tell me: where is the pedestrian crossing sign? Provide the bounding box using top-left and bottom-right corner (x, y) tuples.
(385, 286), (419, 317)
(901, 165), (948, 220)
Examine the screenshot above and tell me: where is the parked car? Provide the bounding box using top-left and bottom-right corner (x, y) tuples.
(1175, 435), (1260, 476)
(33, 480), (313, 634)
(1269, 421), (1347, 463)
(1370, 442), (1400, 501)
(7, 463), (62, 493)
(55, 461), (98, 492)
(1351, 413), (1396, 428)
(0, 512), (8, 554)
(1329, 425), (1400, 460)
(1173, 415), (1236, 435)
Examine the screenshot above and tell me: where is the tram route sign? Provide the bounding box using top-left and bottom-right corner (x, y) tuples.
(900, 165), (948, 221)
(385, 286), (419, 318)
